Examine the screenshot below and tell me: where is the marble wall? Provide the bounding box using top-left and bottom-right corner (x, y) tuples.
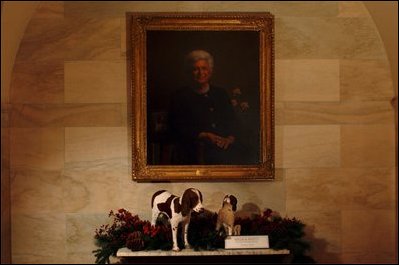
(9, 1), (396, 264)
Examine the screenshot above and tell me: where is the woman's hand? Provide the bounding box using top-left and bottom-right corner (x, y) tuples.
(198, 132), (235, 149)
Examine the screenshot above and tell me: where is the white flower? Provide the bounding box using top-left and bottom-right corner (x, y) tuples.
(240, 102), (250, 111)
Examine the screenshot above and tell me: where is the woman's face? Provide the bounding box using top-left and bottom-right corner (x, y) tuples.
(191, 59), (212, 85)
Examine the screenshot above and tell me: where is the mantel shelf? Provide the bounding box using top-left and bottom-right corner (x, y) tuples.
(117, 247), (290, 264)
(117, 247), (289, 257)
(116, 245), (290, 257)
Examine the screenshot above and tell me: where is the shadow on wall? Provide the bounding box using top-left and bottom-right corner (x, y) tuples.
(302, 225), (341, 264)
(235, 202), (262, 219)
(234, 202), (342, 263)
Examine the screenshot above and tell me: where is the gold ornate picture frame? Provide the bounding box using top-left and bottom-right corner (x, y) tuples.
(127, 12), (274, 182)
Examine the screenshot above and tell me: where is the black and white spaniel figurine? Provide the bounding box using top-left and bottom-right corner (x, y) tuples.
(151, 188), (204, 251)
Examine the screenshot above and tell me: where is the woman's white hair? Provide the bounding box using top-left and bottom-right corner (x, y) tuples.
(185, 50), (214, 70)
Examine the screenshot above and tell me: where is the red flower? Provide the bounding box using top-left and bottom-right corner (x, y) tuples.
(143, 223), (151, 236)
(151, 226), (161, 237)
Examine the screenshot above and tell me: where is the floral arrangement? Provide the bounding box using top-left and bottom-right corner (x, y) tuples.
(93, 208), (313, 264)
(92, 209), (172, 264)
(230, 87), (250, 112)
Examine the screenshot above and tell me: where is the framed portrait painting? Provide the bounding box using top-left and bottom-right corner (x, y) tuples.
(127, 12), (274, 181)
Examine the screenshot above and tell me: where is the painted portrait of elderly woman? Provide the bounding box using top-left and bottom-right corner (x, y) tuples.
(146, 31), (260, 165)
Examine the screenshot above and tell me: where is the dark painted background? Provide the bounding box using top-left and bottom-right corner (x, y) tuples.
(146, 31), (260, 165)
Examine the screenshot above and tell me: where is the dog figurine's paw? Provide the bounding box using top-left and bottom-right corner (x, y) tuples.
(233, 224), (241, 236)
(184, 243), (192, 249)
(172, 246), (181, 252)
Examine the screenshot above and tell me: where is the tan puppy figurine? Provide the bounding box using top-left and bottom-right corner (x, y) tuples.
(216, 195), (240, 236)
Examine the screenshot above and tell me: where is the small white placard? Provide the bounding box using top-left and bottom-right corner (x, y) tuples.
(225, 235), (269, 249)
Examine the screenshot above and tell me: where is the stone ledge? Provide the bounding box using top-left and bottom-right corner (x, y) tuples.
(117, 247), (289, 257)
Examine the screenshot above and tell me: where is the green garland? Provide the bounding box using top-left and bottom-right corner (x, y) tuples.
(93, 208), (314, 264)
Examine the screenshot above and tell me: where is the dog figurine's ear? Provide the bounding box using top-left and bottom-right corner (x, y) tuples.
(197, 190), (203, 204)
(223, 195), (238, 212)
(181, 189), (194, 216)
(229, 195), (238, 212)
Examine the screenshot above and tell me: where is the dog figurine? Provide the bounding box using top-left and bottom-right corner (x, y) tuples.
(151, 188), (204, 251)
(216, 194), (240, 236)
